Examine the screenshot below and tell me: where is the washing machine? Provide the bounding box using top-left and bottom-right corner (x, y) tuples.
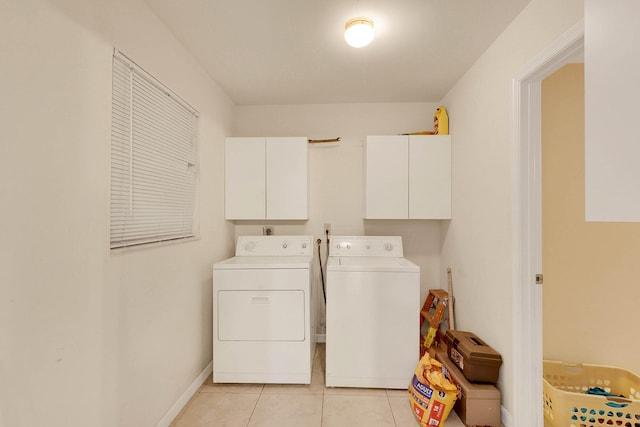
(325, 236), (420, 389)
(212, 235), (316, 384)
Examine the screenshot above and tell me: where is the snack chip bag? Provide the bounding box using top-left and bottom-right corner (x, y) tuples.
(408, 353), (458, 426)
(434, 106), (449, 135)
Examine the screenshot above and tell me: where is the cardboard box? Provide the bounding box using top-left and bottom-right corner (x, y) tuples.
(436, 352), (502, 427)
(445, 330), (502, 384)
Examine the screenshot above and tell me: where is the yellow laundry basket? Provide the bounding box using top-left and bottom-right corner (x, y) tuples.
(543, 360), (640, 427)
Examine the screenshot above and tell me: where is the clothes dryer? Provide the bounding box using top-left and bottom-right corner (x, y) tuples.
(212, 235), (315, 384)
(326, 236), (419, 389)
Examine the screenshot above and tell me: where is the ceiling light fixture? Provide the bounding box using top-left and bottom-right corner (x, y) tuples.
(344, 17), (374, 48)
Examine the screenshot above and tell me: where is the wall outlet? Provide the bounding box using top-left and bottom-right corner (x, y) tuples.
(263, 225), (274, 236)
(323, 223), (331, 236)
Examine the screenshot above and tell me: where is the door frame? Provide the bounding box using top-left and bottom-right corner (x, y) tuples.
(510, 20), (584, 426)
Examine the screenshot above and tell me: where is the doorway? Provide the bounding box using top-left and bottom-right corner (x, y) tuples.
(511, 20), (584, 427)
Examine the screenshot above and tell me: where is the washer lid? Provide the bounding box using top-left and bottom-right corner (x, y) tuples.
(327, 256), (419, 273)
(213, 256), (312, 270)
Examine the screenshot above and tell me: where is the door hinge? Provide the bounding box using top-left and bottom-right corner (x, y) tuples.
(536, 274), (543, 285)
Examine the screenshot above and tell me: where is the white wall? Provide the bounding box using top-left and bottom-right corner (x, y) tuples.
(0, 0), (234, 426)
(438, 0), (583, 418)
(234, 103), (444, 331)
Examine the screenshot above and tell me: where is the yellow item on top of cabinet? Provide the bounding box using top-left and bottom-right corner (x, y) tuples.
(434, 107), (449, 135)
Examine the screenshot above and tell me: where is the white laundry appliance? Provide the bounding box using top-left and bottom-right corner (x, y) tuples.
(325, 236), (420, 389)
(212, 235), (316, 384)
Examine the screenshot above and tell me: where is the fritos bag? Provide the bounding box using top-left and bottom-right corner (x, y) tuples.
(408, 353), (458, 426)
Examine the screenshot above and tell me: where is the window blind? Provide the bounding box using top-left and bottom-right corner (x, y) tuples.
(111, 50), (198, 249)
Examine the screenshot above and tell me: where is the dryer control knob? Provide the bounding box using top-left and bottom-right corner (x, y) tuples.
(282, 243), (288, 248)
(302, 243), (307, 248)
(385, 243), (393, 251)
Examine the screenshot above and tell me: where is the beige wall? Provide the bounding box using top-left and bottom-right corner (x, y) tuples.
(439, 0), (584, 419)
(542, 64), (640, 374)
(0, 0), (234, 426)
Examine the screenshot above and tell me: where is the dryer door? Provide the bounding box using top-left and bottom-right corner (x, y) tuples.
(217, 289), (305, 341)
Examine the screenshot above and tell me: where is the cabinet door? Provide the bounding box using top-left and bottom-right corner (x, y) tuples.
(409, 135), (451, 219)
(266, 137), (308, 219)
(225, 137), (266, 219)
(365, 136), (409, 219)
(585, 0), (640, 221)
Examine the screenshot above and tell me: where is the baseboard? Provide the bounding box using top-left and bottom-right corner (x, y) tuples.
(501, 405), (513, 427)
(155, 361), (213, 427)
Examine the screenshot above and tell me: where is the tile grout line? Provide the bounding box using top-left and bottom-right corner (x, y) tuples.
(245, 384), (264, 427)
(385, 391), (396, 427)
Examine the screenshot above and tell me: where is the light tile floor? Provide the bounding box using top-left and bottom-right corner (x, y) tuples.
(170, 344), (466, 427)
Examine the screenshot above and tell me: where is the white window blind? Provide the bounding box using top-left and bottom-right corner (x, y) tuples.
(111, 50), (198, 249)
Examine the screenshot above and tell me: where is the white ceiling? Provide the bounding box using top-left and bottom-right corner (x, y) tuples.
(144, 0), (533, 105)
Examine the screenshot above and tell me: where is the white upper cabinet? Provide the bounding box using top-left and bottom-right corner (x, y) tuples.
(585, 0), (640, 221)
(225, 137), (308, 220)
(365, 135), (451, 219)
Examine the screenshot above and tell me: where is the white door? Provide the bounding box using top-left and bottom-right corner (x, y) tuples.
(225, 137), (266, 219)
(266, 137), (308, 220)
(365, 135), (408, 219)
(585, 0), (640, 221)
(409, 135), (451, 219)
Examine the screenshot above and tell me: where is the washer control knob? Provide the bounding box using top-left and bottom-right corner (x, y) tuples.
(302, 243), (307, 249)
(385, 243), (393, 251)
(282, 243), (288, 249)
